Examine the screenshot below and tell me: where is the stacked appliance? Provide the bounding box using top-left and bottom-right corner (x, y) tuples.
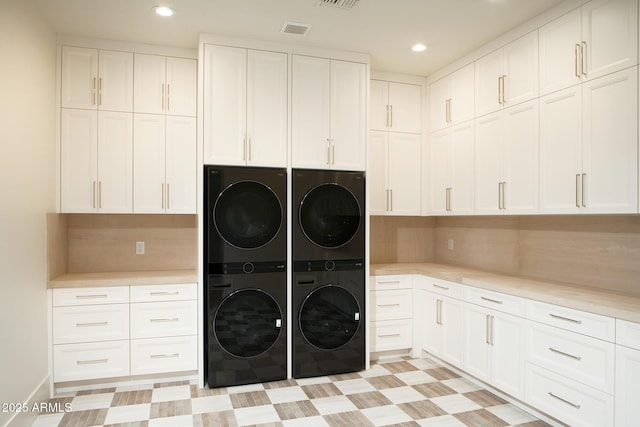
(291, 169), (366, 378)
(204, 165), (287, 388)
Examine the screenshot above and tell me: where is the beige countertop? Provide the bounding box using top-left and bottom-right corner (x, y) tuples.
(48, 269), (198, 289)
(371, 262), (640, 324)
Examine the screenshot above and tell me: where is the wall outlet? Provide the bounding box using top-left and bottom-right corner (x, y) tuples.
(135, 241), (145, 255)
(447, 239), (454, 251)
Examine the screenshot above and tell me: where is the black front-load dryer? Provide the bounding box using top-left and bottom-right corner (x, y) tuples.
(292, 169), (365, 263)
(206, 268), (287, 388)
(292, 261), (365, 378)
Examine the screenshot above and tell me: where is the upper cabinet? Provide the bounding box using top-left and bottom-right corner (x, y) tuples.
(429, 63), (474, 131)
(475, 31), (539, 117)
(203, 45), (288, 167)
(61, 46), (133, 112)
(371, 80), (421, 133)
(134, 54), (196, 117)
(292, 55), (367, 171)
(539, 0), (638, 95)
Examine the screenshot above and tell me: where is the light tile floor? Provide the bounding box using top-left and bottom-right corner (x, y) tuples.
(31, 357), (551, 426)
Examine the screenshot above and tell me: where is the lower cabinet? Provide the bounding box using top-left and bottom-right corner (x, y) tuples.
(370, 275), (413, 353)
(615, 320), (640, 427)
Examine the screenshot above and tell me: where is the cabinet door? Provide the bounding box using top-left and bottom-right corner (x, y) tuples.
(388, 133), (421, 215)
(463, 304), (492, 383)
(539, 8), (583, 95)
(450, 121), (475, 215)
(165, 116), (196, 213)
(246, 50), (288, 167)
(539, 86), (583, 213)
(97, 111), (133, 213)
(441, 297), (464, 367)
(582, 0), (638, 82)
(491, 311), (525, 400)
(582, 67), (638, 213)
(98, 50), (133, 112)
(502, 100), (539, 214)
(61, 46), (98, 110)
(503, 31), (539, 107)
(388, 82), (421, 134)
(166, 57), (197, 117)
(60, 109), (98, 213)
(370, 80), (389, 131)
(134, 54), (165, 114)
(368, 131), (389, 215)
(203, 44), (247, 165)
(420, 291), (443, 357)
(474, 112), (503, 214)
(291, 55), (331, 168)
(615, 345), (640, 427)
(450, 63), (475, 124)
(331, 60), (366, 170)
(429, 76), (450, 132)
(429, 129), (451, 215)
(475, 49), (503, 117)
(133, 114), (165, 213)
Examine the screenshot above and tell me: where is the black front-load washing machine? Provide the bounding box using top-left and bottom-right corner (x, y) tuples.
(292, 261), (365, 378)
(207, 269), (287, 388)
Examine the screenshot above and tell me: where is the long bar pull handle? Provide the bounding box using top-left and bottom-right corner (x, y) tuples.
(378, 333), (401, 338)
(498, 182), (502, 209)
(481, 296), (503, 305)
(389, 189), (393, 212)
(386, 105), (390, 128)
(150, 318), (180, 323)
(92, 181), (97, 209)
(76, 321), (108, 327)
(549, 347), (582, 361)
(98, 78), (103, 106)
(489, 315), (495, 345)
(385, 189), (390, 212)
(501, 75), (506, 104)
(574, 44), (581, 78)
(502, 181), (506, 210)
(549, 313), (582, 324)
(150, 353), (179, 359)
(581, 173), (586, 207)
(576, 174), (581, 207)
(581, 41), (587, 77)
(150, 291), (180, 296)
(161, 83), (165, 111)
(166, 84), (170, 111)
(432, 284), (450, 291)
(247, 136), (252, 161)
(378, 280), (401, 285)
(92, 77), (97, 105)
(77, 358), (108, 365)
(498, 76), (502, 105)
(331, 142), (335, 165)
(486, 315), (491, 344)
(390, 105), (393, 128)
(76, 294), (108, 299)
(326, 139), (331, 165)
(445, 99), (451, 123)
(548, 392), (581, 409)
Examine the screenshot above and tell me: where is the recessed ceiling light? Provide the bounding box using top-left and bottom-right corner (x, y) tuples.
(412, 43), (428, 52)
(154, 6), (174, 17)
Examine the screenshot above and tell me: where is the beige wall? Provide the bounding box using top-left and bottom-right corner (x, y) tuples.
(371, 215), (640, 296)
(0, 0), (56, 425)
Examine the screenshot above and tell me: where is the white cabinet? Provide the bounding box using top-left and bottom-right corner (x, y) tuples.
(429, 63), (474, 131)
(133, 114), (196, 213)
(134, 54), (196, 117)
(61, 46), (133, 112)
(292, 55), (366, 170)
(616, 320), (640, 427)
(475, 31), (538, 117)
(203, 45), (288, 166)
(540, 67), (638, 214)
(369, 131), (421, 215)
(371, 80), (421, 133)
(474, 99), (539, 215)
(370, 275), (413, 353)
(430, 121), (474, 215)
(539, 0), (638, 95)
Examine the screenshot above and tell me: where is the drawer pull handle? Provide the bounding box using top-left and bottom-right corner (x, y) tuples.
(76, 321), (108, 328)
(548, 392), (581, 409)
(150, 291), (180, 296)
(378, 281), (401, 285)
(378, 333), (401, 338)
(432, 284), (450, 290)
(549, 313), (582, 324)
(76, 294), (108, 299)
(378, 304), (401, 307)
(480, 296), (503, 305)
(150, 353), (180, 359)
(549, 347), (582, 361)
(77, 358), (108, 365)
(150, 318), (179, 323)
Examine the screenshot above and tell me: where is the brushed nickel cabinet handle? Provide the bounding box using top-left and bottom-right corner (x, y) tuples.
(330, 143), (335, 165)
(581, 41), (587, 77)
(389, 189), (393, 212)
(378, 333), (401, 338)
(548, 392), (581, 409)
(574, 44), (581, 78)
(326, 138), (331, 165)
(76, 321), (108, 327)
(486, 314), (491, 344)
(576, 174), (581, 207)
(150, 318), (179, 323)
(150, 291), (180, 296)
(390, 105), (393, 127)
(92, 181), (97, 208)
(386, 105), (390, 127)
(98, 77), (103, 106)
(378, 280), (401, 285)
(436, 299), (443, 325)
(150, 353), (179, 359)
(377, 303), (400, 308)
(489, 315), (495, 345)
(481, 296), (503, 305)
(77, 358), (108, 365)
(76, 294), (108, 299)
(497, 76), (502, 105)
(549, 347), (582, 361)
(498, 182), (502, 209)
(248, 136), (252, 161)
(432, 284), (450, 291)
(501, 75), (506, 104)
(549, 313), (582, 324)
(92, 77), (97, 105)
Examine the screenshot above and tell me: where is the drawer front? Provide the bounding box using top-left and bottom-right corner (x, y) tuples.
(418, 276), (464, 299)
(130, 283), (197, 302)
(53, 340), (130, 382)
(53, 304), (129, 344)
(130, 336), (197, 375)
(372, 275), (412, 291)
(465, 286), (525, 317)
(370, 289), (412, 321)
(526, 300), (615, 341)
(370, 319), (413, 352)
(130, 300), (197, 339)
(52, 286), (129, 306)
(616, 319), (640, 350)
(525, 364), (614, 427)
(527, 321), (615, 394)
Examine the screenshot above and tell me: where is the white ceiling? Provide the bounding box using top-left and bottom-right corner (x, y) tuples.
(35, 0), (568, 76)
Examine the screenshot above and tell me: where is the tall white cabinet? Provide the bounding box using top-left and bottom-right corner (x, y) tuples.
(429, 63), (474, 132)
(371, 80), (422, 134)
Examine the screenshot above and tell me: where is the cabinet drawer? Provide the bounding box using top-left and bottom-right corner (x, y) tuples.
(52, 286), (129, 306)
(130, 335), (197, 375)
(419, 276), (464, 299)
(616, 319), (640, 350)
(371, 275), (412, 291)
(53, 340), (130, 382)
(525, 364), (614, 427)
(527, 321), (615, 394)
(130, 300), (197, 339)
(465, 286), (525, 317)
(370, 289), (412, 321)
(130, 283), (196, 302)
(53, 304), (129, 344)
(370, 319), (413, 352)
(526, 300), (615, 341)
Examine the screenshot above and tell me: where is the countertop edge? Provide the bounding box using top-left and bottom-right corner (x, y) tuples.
(48, 270), (198, 288)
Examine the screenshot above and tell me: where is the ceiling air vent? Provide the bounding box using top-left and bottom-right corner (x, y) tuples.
(317, 0), (360, 10)
(281, 22), (312, 36)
